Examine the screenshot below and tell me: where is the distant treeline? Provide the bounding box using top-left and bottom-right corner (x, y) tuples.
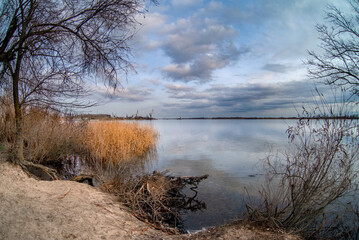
(72, 114), (358, 121)
(73, 114), (156, 120)
(160, 116), (359, 120)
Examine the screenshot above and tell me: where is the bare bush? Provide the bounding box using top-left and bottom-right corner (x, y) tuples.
(245, 91), (359, 237)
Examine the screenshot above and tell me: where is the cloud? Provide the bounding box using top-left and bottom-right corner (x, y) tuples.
(262, 63), (291, 73)
(162, 54), (229, 82)
(165, 83), (209, 99)
(195, 0), (328, 61)
(171, 0), (203, 7)
(135, 12), (167, 51)
(165, 84), (195, 93)
(159, 17), (245, 82)
(197, 1), (248, 25)
(161, 19), (238, 63)
(161, 80), (331, 117)
(141, 77), (162, 87)
(93, 86), (152, 102)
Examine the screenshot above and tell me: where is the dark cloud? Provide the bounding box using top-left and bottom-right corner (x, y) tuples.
(161, 80), (331, 117)
(262, 63), (291, 73)
(163, 54), (230, 82)
(164, 101), (212, 110)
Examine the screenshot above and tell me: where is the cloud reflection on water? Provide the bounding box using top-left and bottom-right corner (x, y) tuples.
(146, 119), (292, 230)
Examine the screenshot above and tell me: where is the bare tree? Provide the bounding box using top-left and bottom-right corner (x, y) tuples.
(307, 0), (359, 98)
(0, 0), (155, 166)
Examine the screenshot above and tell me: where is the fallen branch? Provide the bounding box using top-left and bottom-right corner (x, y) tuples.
(93, 203), (113, 213)
(57, 189), (71, 199)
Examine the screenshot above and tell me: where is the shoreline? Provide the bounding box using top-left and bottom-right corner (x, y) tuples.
(71, 115), (359, 121)
(0, 157), (299, 240)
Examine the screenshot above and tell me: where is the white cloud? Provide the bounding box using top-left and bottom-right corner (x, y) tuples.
(92, 85), (152, 102)
(165, 84), (195, 93)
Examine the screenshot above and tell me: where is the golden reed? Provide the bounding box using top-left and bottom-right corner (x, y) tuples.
(83, 121), (158, 164)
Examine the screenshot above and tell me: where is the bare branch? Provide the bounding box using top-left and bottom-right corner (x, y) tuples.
(306, 1), (359, 99)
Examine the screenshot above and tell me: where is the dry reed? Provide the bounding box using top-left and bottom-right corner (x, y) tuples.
(0, 94), (15, 143)
(0, 96), (87, 163)
(83, 121), (158, 165)
(0, 92), (158, 166)
(22, 108), (86, 163)
(0, 99), (158, 167)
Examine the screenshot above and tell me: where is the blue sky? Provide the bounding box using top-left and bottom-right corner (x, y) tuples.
(88, 0), (349, 118)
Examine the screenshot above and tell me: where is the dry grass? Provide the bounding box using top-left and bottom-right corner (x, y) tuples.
(0, 99), (87, 163)
(0, 103), (87, 163)
(0, 95), (15, 143)
(0, 93), (158, 166)
(83, 121), (158, 165)
(22, 108), (87, 163)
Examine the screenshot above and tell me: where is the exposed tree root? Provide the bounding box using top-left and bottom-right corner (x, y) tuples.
(19, 160), (58, 181)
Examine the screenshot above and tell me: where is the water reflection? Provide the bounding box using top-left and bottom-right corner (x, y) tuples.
(148, 119), (292, 231)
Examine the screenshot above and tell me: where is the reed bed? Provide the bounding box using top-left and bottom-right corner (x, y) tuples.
(0, 95), (15, 143)
(22, 109), (86, 163)
(83, 121), (158, 165)
(0, 95), (158, 166)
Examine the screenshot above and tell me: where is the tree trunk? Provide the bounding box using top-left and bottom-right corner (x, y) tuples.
(11, 52), (24, 164)
(13, 104), (24, 164)
(9, 53), (57, 179)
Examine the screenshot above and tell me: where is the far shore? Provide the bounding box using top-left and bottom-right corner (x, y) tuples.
(72, 113), (359, 121)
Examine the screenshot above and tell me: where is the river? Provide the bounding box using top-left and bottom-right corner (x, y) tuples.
(145, 119), (294, 231)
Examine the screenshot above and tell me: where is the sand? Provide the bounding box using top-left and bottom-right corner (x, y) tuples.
(0, 160), (168, 240)
(0, 159), (299, 240)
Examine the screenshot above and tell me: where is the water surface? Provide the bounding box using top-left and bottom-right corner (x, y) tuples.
(147, 119), (292, 231)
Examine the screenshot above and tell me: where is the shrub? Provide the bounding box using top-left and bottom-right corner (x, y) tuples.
(245, 91), (359, 238)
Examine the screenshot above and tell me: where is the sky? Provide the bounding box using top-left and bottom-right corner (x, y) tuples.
(88, 0), (350, 118)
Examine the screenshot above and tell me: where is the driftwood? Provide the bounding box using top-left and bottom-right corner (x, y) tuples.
(22, 158), (208, 234)
(114, 171), (209, 234)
